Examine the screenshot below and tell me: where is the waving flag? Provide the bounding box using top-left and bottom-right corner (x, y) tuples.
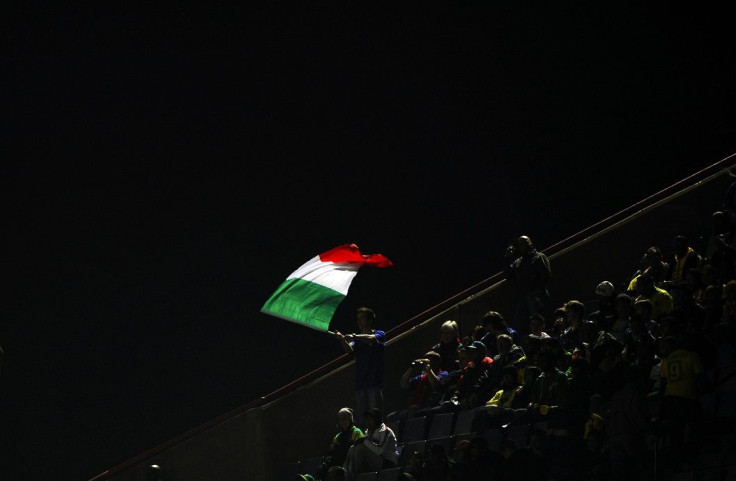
(261, 244), (393, 331)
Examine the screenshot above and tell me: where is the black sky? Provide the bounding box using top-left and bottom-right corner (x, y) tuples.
(2, 2), (735, 480)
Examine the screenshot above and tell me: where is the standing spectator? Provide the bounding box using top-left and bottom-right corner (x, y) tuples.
(343, 408), (398, 478)
(431, 320), (461, 372)
(669, 235), (702, 283)
(334, 307), (386, 427)
(627, 246), (670, 290)
(505, 235), (552, 336)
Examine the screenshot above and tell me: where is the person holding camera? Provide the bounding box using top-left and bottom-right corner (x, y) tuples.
(387, 351), (448, 423)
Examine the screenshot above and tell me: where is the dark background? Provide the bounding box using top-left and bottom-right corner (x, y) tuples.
(2, 2), (735, 480)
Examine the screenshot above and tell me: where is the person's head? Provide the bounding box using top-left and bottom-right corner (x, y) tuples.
(500, 364), (519, 388)
(635, 273), (655, 297)
(523, 365), (542, 385)
(538, 350), (559, 373)
(528, 313), (546, 335)
(712, 210), (732, 235)
(356, 307), (375, 333)
(685, 268), (703, 291)
(672, 235), (689, 258)
(471, 324), (486, 341)
(469, 341), (487, 362)
(364, 408), (382, 430)
(701, 264), (718, 286)
(440, 320), (459, 344)
(595, 281), (615, 301)
(634, 298), (653, 320)
(644, 246), (663, 268)
(516, 235), (534, 256)
(337, 407), (354, 431)
(579, 320), (598, 344)
(564, 300), (585, 327)
(481, 311), (505, 333)
(425, 351), (442, 371)
(326, 466), (347, 481)
(457, 345), (471, 368)
(496, 334), (513, 355)
(703, 283), (722, 305)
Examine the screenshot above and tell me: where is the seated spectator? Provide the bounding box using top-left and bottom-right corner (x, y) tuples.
(530, 350), (568, 409)
(551, 306), (568, 337)
(473, 364), (525, 432)
(488, 334), (525, 390)
(669, 235), (702, 283)
(418, 342), (491, 415)
(588, 280), (617, 330)
(388, 351), (449, 422)
(706, 210), (736, 284)
(627, 246), (670, 290)
(658, 336), (707, 473)
(343, 408), (398, 477)
(326, 466), (347, 481)
(325, 408), (364, 470)
(632, 298), (661, 338)
(634, 273), (673, 320)
(431, 320), (461, 372)
(622, 312), (656, 364)
(559, 300), (585, 352)
(528, 313), (550, 339)
(479, 311), (521, 358)
(608, 293), (632, 342)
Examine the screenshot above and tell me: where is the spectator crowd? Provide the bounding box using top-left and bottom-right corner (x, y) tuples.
(293, 190), (736, 481)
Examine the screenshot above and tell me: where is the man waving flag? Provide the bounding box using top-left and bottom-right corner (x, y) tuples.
(261, 243), (393, 331)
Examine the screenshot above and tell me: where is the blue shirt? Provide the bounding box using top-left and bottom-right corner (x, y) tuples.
(352, 330), (386, 389)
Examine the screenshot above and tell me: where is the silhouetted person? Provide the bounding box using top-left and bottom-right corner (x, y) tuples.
(334, 307), (386, 427)
(506, 235), (551, 336)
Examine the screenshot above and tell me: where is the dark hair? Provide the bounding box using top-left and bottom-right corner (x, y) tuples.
(356, 306), (375, 321)
(482, 311), (505, 329)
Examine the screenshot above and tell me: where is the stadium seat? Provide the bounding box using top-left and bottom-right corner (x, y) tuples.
(425, 436), (452, 457)
(401, 416), (426, 443)
(355, 472), (379, 481)
(453, 409), (475, 436)
(400, 440), (426, 465)
(299, 456), (323, 477)
(379, 466), (401, 481)
(426, 412), (454, 440)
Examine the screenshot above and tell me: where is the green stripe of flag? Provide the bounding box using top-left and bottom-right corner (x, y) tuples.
(261, 277), (345, 331)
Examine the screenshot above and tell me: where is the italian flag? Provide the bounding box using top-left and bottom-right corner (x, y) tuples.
(261, 244), (393, 331)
